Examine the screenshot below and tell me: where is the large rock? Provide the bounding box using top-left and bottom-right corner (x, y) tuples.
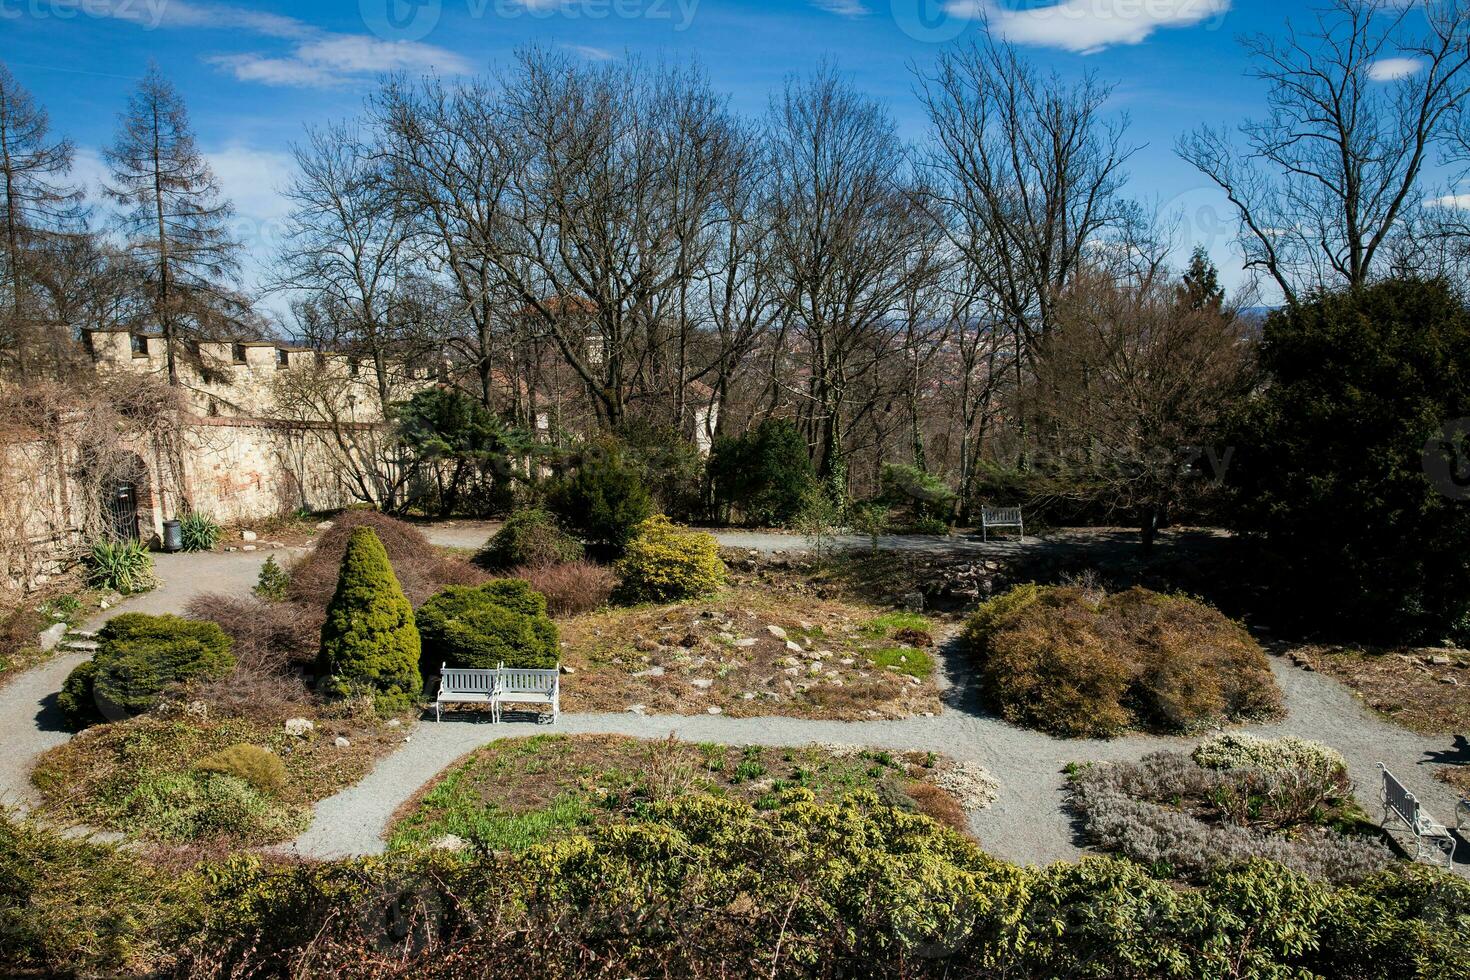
(38, 622), (67, 652)
(284, 717), (315, 737)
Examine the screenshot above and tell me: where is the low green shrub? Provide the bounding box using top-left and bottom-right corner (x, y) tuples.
(196, 744), (287, 795)
(252, 555), (290, 601)
(58, 613), (235, 728)
(879, 463), (954, 526)
(179, 510), (222, 552)
(474, 508), (583, 570)
(417, 580), (559, 671)
(317, 527), (422, 715)
(85, 538), (155, 594)
(115, 771), (301, 844)
(616, 515), (726, 603)
(963, 584), (1282, 738)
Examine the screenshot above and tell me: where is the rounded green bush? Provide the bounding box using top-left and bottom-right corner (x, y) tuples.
(475, 509), (584, 571)
(317, 526), (422, 715)
(417, 580), (559, 672)
(616, 515), (726, 603)
(58, 614), (235, 728)
(195, 744), (287, 796)
(547, 439), (654, 554)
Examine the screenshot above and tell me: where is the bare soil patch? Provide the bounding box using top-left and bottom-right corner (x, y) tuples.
(1287, 644), (1470, 735)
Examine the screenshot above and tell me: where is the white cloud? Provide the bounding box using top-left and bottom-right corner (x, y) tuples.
(1367, 57), (1424, 81)
(564, 45), (617, 61)
(946, 0), (1230, 55)
(92, 0), (471, 87)
(1428, 193), (1470, 210)
(812, 0), (869, 15)
(206, 145), (295, 221)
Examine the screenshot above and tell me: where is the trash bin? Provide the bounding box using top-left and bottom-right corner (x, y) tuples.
(162, 519), (183, 553)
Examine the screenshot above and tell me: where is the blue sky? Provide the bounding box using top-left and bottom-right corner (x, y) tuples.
(0, 1), (1441, 313)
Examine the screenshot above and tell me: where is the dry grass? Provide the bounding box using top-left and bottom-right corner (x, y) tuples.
(1287, 645), (1470, 736)
(555, 582), (944, 720)
(184, 593), (317, 674)
(508, 561), (616, 616)
(1438, 766), (1470, 797)
(386, 734), (975, 851)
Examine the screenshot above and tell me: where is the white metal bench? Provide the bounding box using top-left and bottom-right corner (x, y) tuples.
(1378, 764), (1458, 869)
(435, 663), (559, 723)
(980, 506), (1024, 542)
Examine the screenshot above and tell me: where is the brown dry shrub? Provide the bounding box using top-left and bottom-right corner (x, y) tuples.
(904, 781), (969, 831)
(509, 561), (617, 617)
(286, 511), (485, 608)
(0, 606), (45, 651)
(968, 585), (1281, 738)
(184, 593), (316, 675)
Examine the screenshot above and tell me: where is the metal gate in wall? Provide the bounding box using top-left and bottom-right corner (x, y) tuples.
(108, 482), (140, 542)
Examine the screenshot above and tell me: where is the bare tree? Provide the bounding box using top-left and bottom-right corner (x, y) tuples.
(0, 61), (84, 377)
(273, 120), (421, 413)
(915, 31), (1135, 366)
(105, 63), (244, 385)
(766, 64), (938, 494)
(1179, 0), (1470, 302)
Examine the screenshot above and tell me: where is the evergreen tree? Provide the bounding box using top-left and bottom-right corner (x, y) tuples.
(0, 61), (83, 377)
(1178, 246), (1225, 312)
(317, 526), (422, 713)
(105, 63), (243, 385)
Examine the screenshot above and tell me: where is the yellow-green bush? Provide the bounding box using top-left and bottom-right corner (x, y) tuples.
(196, 744), (287, 796)
(963, 584), (1282, 738)
(616, 515), (726, 602)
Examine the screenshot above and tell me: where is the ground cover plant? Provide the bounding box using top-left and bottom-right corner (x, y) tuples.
(963, 583), (1282, 737)
(6, 793), (1468, 978)
(31, 696), (403, 847)
(556, 580), (944, 719)
(1067, 734), (1392, 885)
(387, 733), (993, 852)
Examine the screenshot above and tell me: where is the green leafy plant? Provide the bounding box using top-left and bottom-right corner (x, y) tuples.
(474, 508), (583, 570)
(707, 419), (817, 526)
(793, 489), (843, 559)
(879, 463), (954, 528)
(417, 580), (559, 672)
(252, 555), (290, 601)
(316, 526), (422, 715)
(850, 503), (892, 551)
(57, 613), (235, 728)
(85, 538), (155, 595)
(616, 516), (726, 603)
(178, 510), (221, 552)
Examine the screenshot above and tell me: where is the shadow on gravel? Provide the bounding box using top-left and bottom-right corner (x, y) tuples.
(1421, 734), (1470, 769)
(935, 634), (992, 718)
(34, 691), (70, 734)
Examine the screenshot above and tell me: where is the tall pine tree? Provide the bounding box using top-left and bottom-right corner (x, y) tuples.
(0, 61), (83, 377)
(105, 63), (242, 385)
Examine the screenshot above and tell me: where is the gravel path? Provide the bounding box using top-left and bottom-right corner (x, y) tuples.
(3, 547), (1464, 874)
(0, 550), (301, 812)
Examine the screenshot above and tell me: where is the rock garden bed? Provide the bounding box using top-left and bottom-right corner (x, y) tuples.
(557, 585), (945, 719)
(32, 697), (409, 847)
(387, 733), (996, 852)
(1067, 734), (1393, 884)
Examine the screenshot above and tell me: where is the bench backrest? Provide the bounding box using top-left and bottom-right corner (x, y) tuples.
(1381, 765), (1423, 827)
(982, 506), (1022, 526)
(499, 667), (558, 694)
(441, 666), (497, 695)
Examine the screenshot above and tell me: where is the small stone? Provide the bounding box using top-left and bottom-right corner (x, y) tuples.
(706, 705), (723, 715)
(1440, 675), (1460, 686)
(839, 657), (855, 666)
(626, 704), (647, 715)
(766, 624), (788, 639)
(559, 664), (575, 675)
(741, 692), (756, 700)
(315, 520), (335, 530)
(284, 717), (315, 737)
(783, 666), (800, 676)
(734, 638), (757, 648)
(691, 678), (713, 689)
(241, 530), (258, 542)
(632, 665), (665, 678)
(432, 834), (468, 852)
(241, 545), (257, 552)
(1429, 655), (1452, 666)
(922, 711), (935, 718)
(334, 736), (350, 748)
(785, 640), (802, 653)
(386, 718), (401, 727)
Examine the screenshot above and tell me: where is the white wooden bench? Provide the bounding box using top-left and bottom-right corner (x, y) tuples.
(434, 663), (559, 723)
(980, 506), (1024, 542)
(1378, 764), (1457, 869)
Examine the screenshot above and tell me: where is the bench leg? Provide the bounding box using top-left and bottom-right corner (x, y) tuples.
(435, 702), (441, 723)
